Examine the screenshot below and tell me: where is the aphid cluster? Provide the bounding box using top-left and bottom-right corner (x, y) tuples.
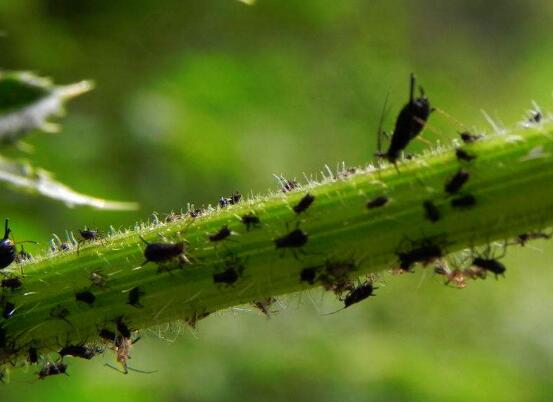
(396, 238), (444, 273)
(219, 192), (241, 208)
(300, 259), (357, 296)
(434, 247), (507, 288)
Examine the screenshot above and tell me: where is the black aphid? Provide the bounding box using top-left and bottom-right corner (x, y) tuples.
(140, 237), (187, 266)
(293, 193), (315, 214)
(423, 200), (440, 222)
(343, 282), (377, 308)
(99, 329), (117, 343)
(455, 148), (476, 162)
(366, 196), (389, 209)
(38, 362), (67, 380)
(208, 226), (231, 242)
(1, 277), (22, 291)
(213, 255), (244, 286)
(281, 178), (299, 193)
(472, 257), (506, 278)
(459, 131), (483, 144)
(318, 259), (357, 294)
(300, 266), (318, 285)
(398, 242), (443, 272)
(75, 290), (95, 305)
(49, 305), (70, 324)
(188, 209), (203, 218)
(116, 316), (132, 338)
(219, 192), (242, 208)
(213, 267), (240, 285)
(377, 74), (433, 164)
(2, 301), (15, 319)
(79, 227), (99, 241)
(59, 344), (101, 360)
(528, 110), (542, 124)
(0, 219), (16, 270)
(127, 287), (145, 308)
(445, 169), (470, 194)
(274, 229), (308, 249)
(241, 213), (260, 231)
(28, 347), (39, 364)
(451, 194), (476, 209)
(77, 226), (101, 254)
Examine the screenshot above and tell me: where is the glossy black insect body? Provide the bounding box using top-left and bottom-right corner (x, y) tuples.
(378, 74), (433, 163)
(300, 266), (318, 284)
(38, 362), (67, 380)
(141, 237), (185, 265)
(241, 213), (260, 231)
(75, 290), (95, 305)
(366, 196), (389, 209)
(423, 200), (440, 222)
(274, 229), (308, 249)
(209, 226), (231, 242)
(79, 227), (99, 241)
(472, 257), (506, 278)
(445, 169), (470, 194)
(343, 282), (377, 308)
(455, 148), (476, 162)
(128, 287), (145, 308)
(451, 194), (476, 209)
(459, 131), (483, 144)
(0, 219), (16, 270)
(59, 345), (100, 360)
(28, 347), (39, 364)
(398, 243), (443, 272)
(1, 277), (22, 290)
(293, 193), (315, 214)
(2, 301), (15, 319)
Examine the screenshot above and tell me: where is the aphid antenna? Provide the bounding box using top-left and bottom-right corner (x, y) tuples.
(104, 363), (157, 375)
(375, 92), (390, 161)
(481, 110), (506, 135)
(433, 107), (468, 130)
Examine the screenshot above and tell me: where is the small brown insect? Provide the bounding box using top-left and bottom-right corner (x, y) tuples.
(252, 297), (277, 318)
(434, 263), (466, 288)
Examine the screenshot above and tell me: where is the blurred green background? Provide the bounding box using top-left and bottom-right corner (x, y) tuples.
(2, 0), (553, 400)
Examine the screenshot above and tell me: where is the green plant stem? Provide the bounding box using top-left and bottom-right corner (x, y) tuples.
(2, 124), (553, 365)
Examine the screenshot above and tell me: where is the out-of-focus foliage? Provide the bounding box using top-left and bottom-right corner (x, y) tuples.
(0, 72), (137, 209)
(1, 1), (553, 401)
